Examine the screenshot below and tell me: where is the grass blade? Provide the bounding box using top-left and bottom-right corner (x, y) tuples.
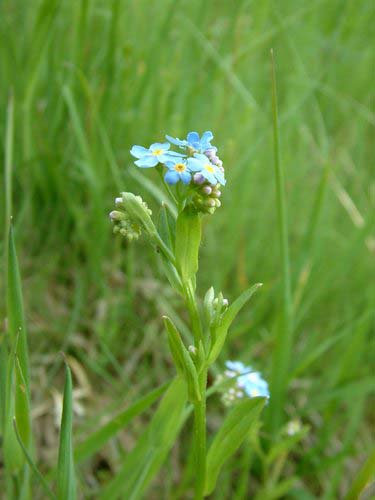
(268, 49), (293, 433)
(74, 382), (168, 463)
(7, 225), (30, 389)
(99, 377), (187, 500)
(4, 92), (14, 278)
(13, 419), (56, 500)
(344, 448), (375, 500)
(3, 225), (32, 488)
(57, 363), (76, 500)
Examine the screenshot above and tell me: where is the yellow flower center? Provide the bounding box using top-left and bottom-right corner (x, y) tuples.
(174, 163), (186, 172)
(152, 149), (164, 156)
(205, 164), (215, 173)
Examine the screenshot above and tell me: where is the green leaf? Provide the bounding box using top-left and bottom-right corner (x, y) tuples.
(157, 203), (176, 251)
(175, 206), (201, 282)
(121, 192), (175, 263)
(3, 342), (24, 472)
(205, 398), (266, 496)
(13, 419), (56, 499)
(121, 192), (158, 239)
(57, 363), (76, 500)
(163, 316), (201, 402)
(7, 225), (30, 394)
(3, 226), (32, 475)
(208, 283), (262, 364)
(0, 339), (7, 435)
(344, 448), (375, 500)
(159, 257), (183, 295)
(14, 356), (31, 455)
(74, 382), (168, 463)
(99, 377), (188, 500)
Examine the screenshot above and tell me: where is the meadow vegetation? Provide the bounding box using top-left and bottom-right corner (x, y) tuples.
(0, 0), (374, 498)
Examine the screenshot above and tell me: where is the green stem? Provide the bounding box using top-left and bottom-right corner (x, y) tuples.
(193, 371), (207, 500)
(181, 278), (207, 498)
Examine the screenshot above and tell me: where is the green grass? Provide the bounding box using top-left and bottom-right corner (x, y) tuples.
(0, 0), (374, 498)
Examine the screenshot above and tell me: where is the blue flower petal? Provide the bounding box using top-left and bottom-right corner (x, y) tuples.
(201, 131), (213, 143)
(215, 169), (226, 185)
(134, 156), (159, 168)
(150, 142), (170, 151)
(187, 131), (200, 144)
(202, 171), (217, 185)
(164, 169), (180, 185)
(165, 135), (187, 147)
(187, 158), (205, 172)
(159, 151), (186, 163)
(180, 171), (192, 184)
(130, 145), (149, 158)
(193, 153), (209, 163)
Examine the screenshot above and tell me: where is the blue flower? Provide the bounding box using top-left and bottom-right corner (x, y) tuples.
(130, 142), (184, 168)
(164, 157), (192, 185)
(166, 131), (216, 153)
(187, 153), (226, 185)
(225, 361), (270, 400)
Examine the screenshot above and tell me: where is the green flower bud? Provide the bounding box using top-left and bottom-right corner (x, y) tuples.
(110, 193), (153, 242)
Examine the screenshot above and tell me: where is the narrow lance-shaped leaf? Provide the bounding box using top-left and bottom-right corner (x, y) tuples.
(163, 316), (201, 402)
(175, 206), (201, 282)
(204, 398), (266, 496)
(14, 356), (31, 454)
(13, 419), (56, 500)
(3, 341), (24, 472)
(98, 377), (188, 500)
(344, 448), (375, 500)
(208, 283), (262, 364)
(57, 363), (76, 500)
(7, 225), (30, 393)
(157, 203), (176, 251)
(3, 226), (32, 474)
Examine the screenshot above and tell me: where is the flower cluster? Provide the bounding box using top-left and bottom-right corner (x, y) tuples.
(216, 360), (270, 406)
(109, 194), (152, 242)
(130, 131), (226, 214)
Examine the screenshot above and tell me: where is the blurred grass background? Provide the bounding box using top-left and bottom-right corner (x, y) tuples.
(0, 0), (374, 497)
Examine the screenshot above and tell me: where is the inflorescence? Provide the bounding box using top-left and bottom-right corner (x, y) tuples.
(216, 360), (270, 406)
(130, 131), (226, 215)
(109, 195), (152, 242)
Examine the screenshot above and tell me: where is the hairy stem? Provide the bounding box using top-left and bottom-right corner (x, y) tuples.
(193, 371), (207, 500)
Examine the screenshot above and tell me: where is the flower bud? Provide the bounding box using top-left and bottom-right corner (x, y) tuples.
(188, 345), (197, 355)
(110, 192), (154, 243)
(202, 186), (212, 195)
(204, 147), (216, 158)
(109, 210), (121, 220)
(193, 173), (206, 185)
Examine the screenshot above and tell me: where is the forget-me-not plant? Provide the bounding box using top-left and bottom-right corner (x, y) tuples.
(109, 131), (267, 500)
